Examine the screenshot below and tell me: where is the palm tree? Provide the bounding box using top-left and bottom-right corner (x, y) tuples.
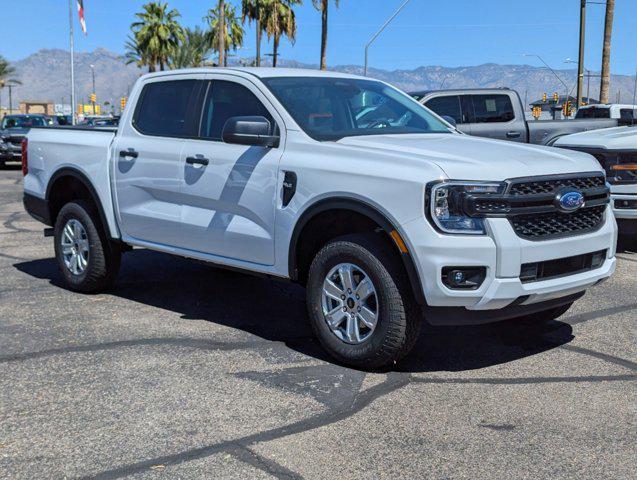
(599, 0), (615, 103)
(313, 0), (338, 70)
(242, 0), (270, 67)
(168, 27), (213, 69)
(124, 35), (148, 70)
(262, 0), (301, 67)
(205, 3), (245, 67)
(130, 2), (184, 72)
(0, 56), (21, 114)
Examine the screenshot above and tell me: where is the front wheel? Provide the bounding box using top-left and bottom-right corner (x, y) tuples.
(306, 233), (422, 369)
(54, 200), (121, 293)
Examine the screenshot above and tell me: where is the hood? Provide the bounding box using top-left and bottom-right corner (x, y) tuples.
(336, 133), (602, 181)
(554, 125), (637, 150)
(0, 128), (30, 139)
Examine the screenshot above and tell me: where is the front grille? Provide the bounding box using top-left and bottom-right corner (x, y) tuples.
(507, 175), (605, 195)
(511, 205), (606, 240)
(520, 250), (607, 283)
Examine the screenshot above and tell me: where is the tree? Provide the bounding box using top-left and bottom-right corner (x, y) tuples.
(205, 3), (245, 67)
(130, 2), (184, 72)
(0, 56), (21, 113)
(599, 0), (615, 103)
(242, 0), (270, 67)
(313, 0), (338, 70)
(168, 27), (213, 69)
(262, 0), (301, 67)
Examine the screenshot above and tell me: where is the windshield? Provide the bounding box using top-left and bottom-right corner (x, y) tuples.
(575, 107), (610, 119)
(1, 116), (47, 129)
(263, 77), (452, 141)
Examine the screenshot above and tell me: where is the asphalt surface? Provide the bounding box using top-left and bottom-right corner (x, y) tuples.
(0, 167), (635, 479)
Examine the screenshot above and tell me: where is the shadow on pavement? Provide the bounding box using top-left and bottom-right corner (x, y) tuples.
(14, 249), (573, 373)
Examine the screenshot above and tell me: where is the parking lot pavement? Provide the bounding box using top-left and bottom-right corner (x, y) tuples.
(0, 167), (635, 480)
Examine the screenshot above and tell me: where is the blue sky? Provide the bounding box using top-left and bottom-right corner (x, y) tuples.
(3, 0), (636, 74)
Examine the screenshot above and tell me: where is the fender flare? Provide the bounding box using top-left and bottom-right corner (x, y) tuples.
(288, 197), (426, 305)
(46, 167), (111, 235)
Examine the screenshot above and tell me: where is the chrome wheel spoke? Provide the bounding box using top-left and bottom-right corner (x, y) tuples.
(60, 219), (89, 276)
(355, 277), (374, 300)
(338, 265), (355, 292)
(345, 315), (361, 343)
(323, 279), (344, 302)
(358, 306), (377, 329)
(321, 262), (379, 345)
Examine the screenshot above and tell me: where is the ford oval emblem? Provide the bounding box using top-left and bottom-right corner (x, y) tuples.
(555, 190), (585, 212)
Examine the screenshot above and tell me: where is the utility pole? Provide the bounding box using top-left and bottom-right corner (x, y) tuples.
(218, 0), (226, 67)
(364, 0), (411, 76)
(90, 64), (96, 115)
(8, 84), (13, 113)
(576, 0), (586, 108)
(68, 0), (76, 125)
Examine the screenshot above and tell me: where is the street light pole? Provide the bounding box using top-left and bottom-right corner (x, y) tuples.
(364, 0), (411, 76)
(576, 0), (586, 108)
(68, 0), (76, 125)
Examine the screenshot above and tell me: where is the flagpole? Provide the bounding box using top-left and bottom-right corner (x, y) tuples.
(68, 0), (76, 125)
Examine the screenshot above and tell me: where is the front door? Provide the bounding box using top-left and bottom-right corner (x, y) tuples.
(466, 93), (525, 142)
(175, 76), (284, 265)
(112, 77), (204, 246)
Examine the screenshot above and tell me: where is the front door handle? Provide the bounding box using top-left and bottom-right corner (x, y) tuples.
(119, 148), (138, 159)
(186, 155), (210, 166)
(506, 131), (521, 138)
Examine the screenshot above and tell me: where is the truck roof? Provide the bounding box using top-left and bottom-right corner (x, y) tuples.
(141, 67), (367, 81)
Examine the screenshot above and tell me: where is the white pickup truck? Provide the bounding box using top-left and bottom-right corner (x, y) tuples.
(555, 126), (637, 237)
(22, 68), (617, 368)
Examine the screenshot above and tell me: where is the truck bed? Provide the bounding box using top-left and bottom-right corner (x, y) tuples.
(24, 126), (119, 237)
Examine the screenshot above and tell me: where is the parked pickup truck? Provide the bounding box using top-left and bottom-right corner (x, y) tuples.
(411, 88), (618, 145)
(555, 126), (637, 236)
(0, 114), (49, 167)
(23, 68), (617, 368)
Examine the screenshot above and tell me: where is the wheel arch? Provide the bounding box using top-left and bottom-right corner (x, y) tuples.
(288, 197), (426, 305)
(46, 167), (111, 236)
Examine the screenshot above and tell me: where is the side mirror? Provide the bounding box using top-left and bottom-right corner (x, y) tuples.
(441, 115), (457, 128)
(222, 116), (280, 148)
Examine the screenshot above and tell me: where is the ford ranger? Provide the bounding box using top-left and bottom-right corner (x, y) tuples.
(22, 68), (617, 368)
(555, 126), (637, 236)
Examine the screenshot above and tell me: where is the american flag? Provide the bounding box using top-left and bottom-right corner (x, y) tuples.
(77, 0), (87, 35)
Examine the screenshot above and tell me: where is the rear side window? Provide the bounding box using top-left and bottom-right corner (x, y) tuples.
(200, 80), (274, 141)
(133, 80), (200, 137)
(470, 94), (514, 123)
(425, 95), (463, 124)
(575, 107), (610, 119)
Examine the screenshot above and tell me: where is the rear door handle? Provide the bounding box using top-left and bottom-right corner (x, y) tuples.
(506, 131), (521, 138)
(119, 148), (138, 159)
(186, 155), (210, 166)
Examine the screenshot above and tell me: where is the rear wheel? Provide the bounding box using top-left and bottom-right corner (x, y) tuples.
(54, 200), (121, 292)
(306, 233), (422, 369)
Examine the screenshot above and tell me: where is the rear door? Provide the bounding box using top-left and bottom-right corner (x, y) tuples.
(466, 93), (525, 142)
(175, 75), (284, 265)
(423, 94), (471, 135)
(112, 76), (205, 246)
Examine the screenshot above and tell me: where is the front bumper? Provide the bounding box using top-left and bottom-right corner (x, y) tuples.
(402, 205), (617, 315)
(0, 147), (22, 161)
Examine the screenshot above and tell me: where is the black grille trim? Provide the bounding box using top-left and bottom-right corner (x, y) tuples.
(520, 250), (607, 283)
(510, 205), (606, 240)
(462, 172), (609, 240)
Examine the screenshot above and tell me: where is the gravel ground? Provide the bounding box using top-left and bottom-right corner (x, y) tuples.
(0, 167), (635, 479)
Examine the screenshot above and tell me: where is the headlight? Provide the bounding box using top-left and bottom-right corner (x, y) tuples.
(428, 181), (504, 234)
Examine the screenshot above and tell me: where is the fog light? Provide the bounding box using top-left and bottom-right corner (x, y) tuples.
(591, 251), (606, 269)
(442, 267), (486, 290)
(520, 263), (539, 283)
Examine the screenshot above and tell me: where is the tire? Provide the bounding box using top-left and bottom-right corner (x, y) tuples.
(512, 302), (573, 324)
(53, 200), (121, 293)
(306, 233), (422, 369)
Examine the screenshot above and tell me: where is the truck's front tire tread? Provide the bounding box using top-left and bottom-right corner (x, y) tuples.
(306, 233), (422, 369)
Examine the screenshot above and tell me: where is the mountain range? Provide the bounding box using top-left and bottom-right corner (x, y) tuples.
(3, 48), (636, 110)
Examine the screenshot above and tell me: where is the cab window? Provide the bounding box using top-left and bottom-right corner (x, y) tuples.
(425, 95), (463, 124)
(470, 94), (515, 123)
